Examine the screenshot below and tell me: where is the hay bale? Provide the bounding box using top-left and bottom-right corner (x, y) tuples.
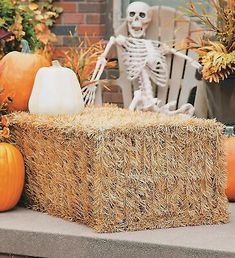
(11, 106), (229, 233)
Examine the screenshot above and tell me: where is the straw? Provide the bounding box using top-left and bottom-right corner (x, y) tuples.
(11, 105), (229, 233)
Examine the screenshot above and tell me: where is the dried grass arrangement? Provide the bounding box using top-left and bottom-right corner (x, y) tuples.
(11, 106), (229, 233)
(183, 0), (235, 83)
(63, 35), (116, 87)
(0, 97), (12, 139)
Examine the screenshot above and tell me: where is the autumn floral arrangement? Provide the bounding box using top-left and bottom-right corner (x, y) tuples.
(184, 0), (235, 83)
(63, 34), (117, 87)
(0, 0), (62, 56)
(0, 98), (11, 140)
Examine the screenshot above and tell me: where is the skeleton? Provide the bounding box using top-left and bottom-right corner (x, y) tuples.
(82, 1), (200, 116)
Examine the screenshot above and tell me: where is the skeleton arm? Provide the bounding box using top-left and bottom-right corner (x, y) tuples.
(91, 36), (116, 81)
(170, 48), (201, 69)
(161, 43), (201, 69)
(82, 36), (117, 105)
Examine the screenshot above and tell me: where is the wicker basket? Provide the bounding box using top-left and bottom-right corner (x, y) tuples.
(12, 106), (229, 233)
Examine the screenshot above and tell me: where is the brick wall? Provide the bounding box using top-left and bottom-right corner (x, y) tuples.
(51, 0), (123, 106)
(53, 0), (113, 59)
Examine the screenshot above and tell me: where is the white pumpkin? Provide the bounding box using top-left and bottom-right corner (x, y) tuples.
(29, 60), (85, 115)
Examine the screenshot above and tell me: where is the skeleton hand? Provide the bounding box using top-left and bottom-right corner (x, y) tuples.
(189, 59), (201, 70)
(82, 82), (98, 106)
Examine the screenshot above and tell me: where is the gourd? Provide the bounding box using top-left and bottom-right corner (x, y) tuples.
(225, 127), (235, 201)
(29, 60), (85, 115)
(0, 41), (50, 111)
(0, 143), (25, 211)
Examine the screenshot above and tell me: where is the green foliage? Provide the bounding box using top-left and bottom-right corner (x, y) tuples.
(0, 0), (62, 54)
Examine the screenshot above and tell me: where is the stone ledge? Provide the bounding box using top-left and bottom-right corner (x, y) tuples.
(0, 204), (234, 258)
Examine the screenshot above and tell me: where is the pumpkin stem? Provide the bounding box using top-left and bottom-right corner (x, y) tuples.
(21, 39), (31, 53)
(52, 60), (62, 67)
(224, 126), (235, 136)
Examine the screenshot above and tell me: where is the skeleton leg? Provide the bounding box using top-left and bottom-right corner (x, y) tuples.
(130, 69), (161, 112)
(139, 69), (159, 110)
(159, 101), (195, 117)
(158, 101), (176, 113)
(176, 103), (195, 117)
(129, 90), (142, 111)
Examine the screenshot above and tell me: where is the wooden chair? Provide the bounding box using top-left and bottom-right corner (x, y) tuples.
(97, 6), (207, 118)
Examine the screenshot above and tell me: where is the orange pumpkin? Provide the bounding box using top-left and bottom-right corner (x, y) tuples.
(0, 51), (50, 111)
(0, 143), (25, 211)
(225, 135), (235, 201)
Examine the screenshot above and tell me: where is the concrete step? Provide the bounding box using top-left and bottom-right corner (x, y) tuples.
(0, 204), (235, 258)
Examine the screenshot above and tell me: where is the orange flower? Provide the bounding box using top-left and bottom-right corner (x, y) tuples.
(1, 115), (9, 126)
(0, 127), (10, 138)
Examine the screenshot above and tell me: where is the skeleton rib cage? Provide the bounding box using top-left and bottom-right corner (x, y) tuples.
(120, 37), (168, 88)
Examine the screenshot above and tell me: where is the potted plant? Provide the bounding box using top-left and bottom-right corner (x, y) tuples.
(184, 0), (235, 125)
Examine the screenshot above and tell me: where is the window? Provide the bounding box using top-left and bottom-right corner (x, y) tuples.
(113, 0), (210, 28)
(121, 0), (189, 17)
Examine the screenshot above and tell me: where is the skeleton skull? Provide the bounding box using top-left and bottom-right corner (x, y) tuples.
(126, 2), (152, 39)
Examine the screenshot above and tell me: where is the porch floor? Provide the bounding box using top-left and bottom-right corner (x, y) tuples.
(0, 204), (234, 258)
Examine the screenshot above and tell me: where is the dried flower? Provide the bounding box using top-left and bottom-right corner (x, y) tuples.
(1, 115), (9, 126)
(63, 34), (117, 87)
(0, 127), (10, 138)
(0, 94), (11, 140)
(182, 0), (235, 83)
